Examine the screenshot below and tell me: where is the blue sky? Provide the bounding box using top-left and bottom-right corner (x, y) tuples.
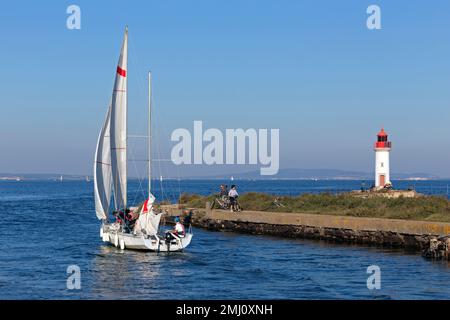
(0, 0), (449, 177)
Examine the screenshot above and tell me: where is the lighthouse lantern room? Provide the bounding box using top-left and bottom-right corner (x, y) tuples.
(374, 128), (392, 189)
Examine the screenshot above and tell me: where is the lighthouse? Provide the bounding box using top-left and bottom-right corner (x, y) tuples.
(374, 128), (392, 189)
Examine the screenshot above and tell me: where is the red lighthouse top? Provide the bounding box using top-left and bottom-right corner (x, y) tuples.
(377, 128), (387, 137)
(374, 128), (391, 149)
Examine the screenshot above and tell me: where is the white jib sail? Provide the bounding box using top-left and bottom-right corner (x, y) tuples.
(94, 105), (112, 220)
(135, 210), (162, 236)
(110, 28), (128, 210)
(134, 194), (161, 236)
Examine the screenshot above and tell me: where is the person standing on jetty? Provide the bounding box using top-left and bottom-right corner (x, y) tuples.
(183, 209), (193, 227)
(228, 185), (239, 212)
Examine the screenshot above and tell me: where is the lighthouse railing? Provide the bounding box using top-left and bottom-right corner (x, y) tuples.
(374, 141), (391, 149)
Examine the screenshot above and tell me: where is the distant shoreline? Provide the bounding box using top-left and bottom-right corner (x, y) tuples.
(0, 168), (443, 181)
(1, 177), (447, 182)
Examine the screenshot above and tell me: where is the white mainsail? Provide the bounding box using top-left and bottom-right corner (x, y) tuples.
(94, 105), (112, 220)
(110, 28), (128, 210)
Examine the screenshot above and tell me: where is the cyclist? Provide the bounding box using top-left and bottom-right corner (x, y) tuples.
(228, 185), (239, 212)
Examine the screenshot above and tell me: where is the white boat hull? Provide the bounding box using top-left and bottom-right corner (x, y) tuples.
(101, 224), (193, 252)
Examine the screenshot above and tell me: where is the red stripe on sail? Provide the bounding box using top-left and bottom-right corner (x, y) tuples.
(142, 199), (149, 214)
(117, 66), (127, 77)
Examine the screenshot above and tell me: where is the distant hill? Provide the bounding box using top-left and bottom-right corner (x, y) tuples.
(199, 168), (440, 180)
(0, 173), (91, 181)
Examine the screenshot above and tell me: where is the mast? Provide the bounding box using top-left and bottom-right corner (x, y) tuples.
(148, 71), (152, 196)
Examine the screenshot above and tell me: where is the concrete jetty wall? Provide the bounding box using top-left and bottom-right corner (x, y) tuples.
(160, 204), (450, 255)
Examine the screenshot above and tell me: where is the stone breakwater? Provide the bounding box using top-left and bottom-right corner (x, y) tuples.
(160, 204), (450, 260)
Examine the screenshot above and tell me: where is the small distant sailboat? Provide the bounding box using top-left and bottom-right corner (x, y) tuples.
(86, 176), (90, 182)
(231, 176), (234, 181)
(94, 27), (193, 251)
(60, 175), (63, 182)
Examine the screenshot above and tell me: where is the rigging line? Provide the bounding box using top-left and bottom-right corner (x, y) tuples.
(132, 144), (146, 202)
(128, 35), (147, 106)
(130, 59), (161, 202)
(129, 38), (159, 205)
(153, 94), (172, 203)
(128, 35), (150, 203)
(152, 96), (164, 201)
(128, 138), (146, 206)
(128, 35), (149, 144)
(154, 84), (179, 204)
(129, 35), (152, 145)
(128, 34), (148, 94)
(130, 36), (178, 205)
(176, 159), (182, 204)
(151, 94), (167, 202)
(154, 100), (182, 205)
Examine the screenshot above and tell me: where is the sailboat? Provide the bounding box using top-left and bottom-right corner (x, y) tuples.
(94, 27), (193, 251)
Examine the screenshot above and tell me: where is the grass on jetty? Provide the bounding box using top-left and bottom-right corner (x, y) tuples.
(179, 192), (450, 222)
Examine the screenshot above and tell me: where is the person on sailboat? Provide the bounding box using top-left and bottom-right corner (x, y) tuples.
(228, 185), (239, 212)
(167, 216), (186, 238)
(114, 209), (138, 233)
(174, 217), (186, 237)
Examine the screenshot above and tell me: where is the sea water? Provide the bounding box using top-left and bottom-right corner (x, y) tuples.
(1, 179), (450, 299)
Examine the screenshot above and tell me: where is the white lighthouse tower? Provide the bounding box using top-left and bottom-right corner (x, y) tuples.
(374, 128), (391, 189)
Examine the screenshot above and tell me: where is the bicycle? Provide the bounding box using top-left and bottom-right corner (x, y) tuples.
(210, 194), (230, 210)
(229, 197), (242, 212)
